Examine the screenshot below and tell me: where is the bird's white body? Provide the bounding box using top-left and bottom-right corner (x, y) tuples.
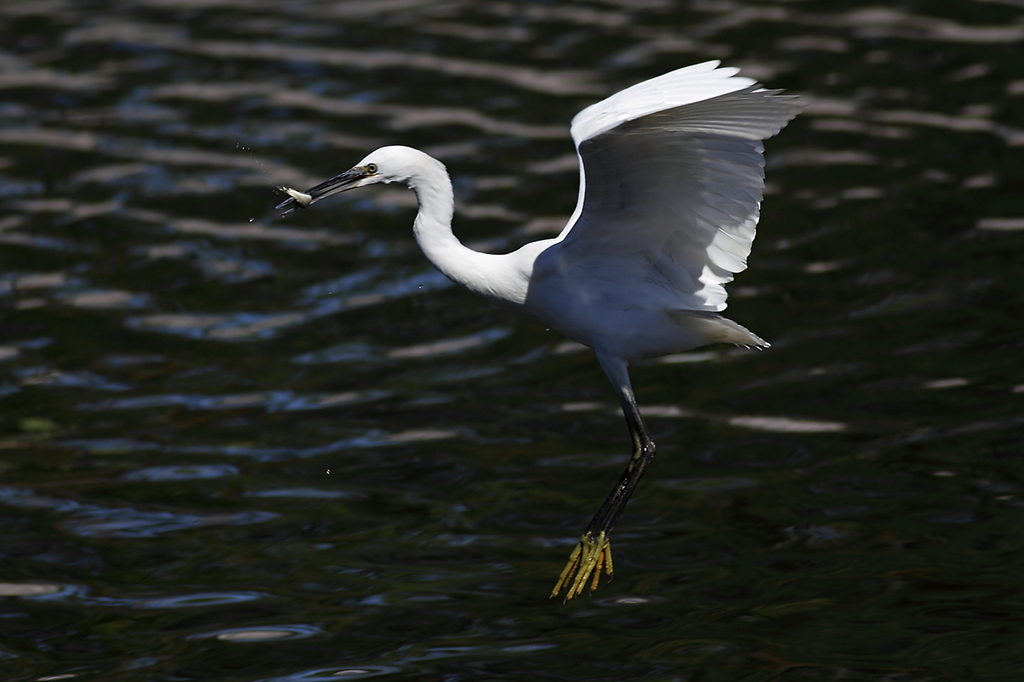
(276, 60), (801, 598)
(357, 61), (803, 368)
(377, 146), (750, 368)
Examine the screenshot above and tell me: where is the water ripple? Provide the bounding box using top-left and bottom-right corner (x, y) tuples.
(0, 128), (317, 190)
(189, 624), (324, 642)
(167, 428), (458, 462)
(386, 328), (510, 359)
(57, 438), (160, 454)
(15, 367), (131, 391)
(79, 389), (390, 412)
(247, 488), (368, 500)
(0, 582), (83, 600)
(151, 82), (567, 137)
(292, 341), (378, 365)
(65, 509), (277, 539)
(695, 439), (812, 467)
(65, 22), (600, 95)
(659, 477), (760, 492)
(126, 268), (453, 342)
(138, 241), (277, 283)
(125, 312), (309, 341)
(258, 666), (402, 681)
(0, 487), (277, 538)
(123, 464), (239, 481)
(133, 591), (266, 609)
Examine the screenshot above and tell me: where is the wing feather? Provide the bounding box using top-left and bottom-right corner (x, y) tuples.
(552, 64), (802, 312)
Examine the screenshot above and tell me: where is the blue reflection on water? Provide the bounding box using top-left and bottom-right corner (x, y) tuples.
(0, 487), (276, 538)
(259, 666), (403, 681)
(247, 488), (368, 500)
(188, 623), (324, 641)
(15, 366), (132, 391)
(123, 464), (239, 481)
(133, 592), (266, 609)
(79, 389), (390, 412)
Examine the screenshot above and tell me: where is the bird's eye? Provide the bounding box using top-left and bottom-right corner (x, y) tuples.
(366, 163), (378, 174)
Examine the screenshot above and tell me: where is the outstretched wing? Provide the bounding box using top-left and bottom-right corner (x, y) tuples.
(552, 61), (802, 312)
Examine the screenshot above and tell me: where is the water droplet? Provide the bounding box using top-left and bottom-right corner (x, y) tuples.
(326, 469), (331, 474)
(249, 218), (254, 223)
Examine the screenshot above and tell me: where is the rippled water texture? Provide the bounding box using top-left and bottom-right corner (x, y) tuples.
(1, 1), (1023, 680)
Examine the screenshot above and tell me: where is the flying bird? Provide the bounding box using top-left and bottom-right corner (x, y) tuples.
(276, 61), (801, 600)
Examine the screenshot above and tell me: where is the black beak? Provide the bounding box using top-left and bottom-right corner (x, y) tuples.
(275, 166), (369, 217)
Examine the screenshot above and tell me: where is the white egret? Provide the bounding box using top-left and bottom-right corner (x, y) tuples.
(276, 61), (801, 600)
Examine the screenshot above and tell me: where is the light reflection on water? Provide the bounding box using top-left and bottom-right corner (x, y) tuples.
(1, 0), (1023, 680)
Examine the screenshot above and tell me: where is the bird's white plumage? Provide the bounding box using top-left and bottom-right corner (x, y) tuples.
(547, 61), (801, 316)
(560, 61), (754, 245)
(568, 61), (753, 143)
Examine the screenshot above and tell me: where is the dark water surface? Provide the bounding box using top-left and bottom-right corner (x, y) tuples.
(2, 1), (1024, 680)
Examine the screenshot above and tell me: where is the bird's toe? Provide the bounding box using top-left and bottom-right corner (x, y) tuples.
(550, 531), (613, 601)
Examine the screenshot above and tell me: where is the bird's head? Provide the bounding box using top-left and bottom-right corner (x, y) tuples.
(275, 145), (446, 216)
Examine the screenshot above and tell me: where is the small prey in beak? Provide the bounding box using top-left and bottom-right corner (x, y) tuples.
(277, 187), (312, 208)
(275, 165), (372, 217)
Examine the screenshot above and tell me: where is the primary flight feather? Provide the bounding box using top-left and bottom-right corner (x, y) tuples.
(276, 60), (802, 600)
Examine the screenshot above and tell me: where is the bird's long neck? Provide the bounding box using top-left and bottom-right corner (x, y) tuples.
(408, 155), (528, 305)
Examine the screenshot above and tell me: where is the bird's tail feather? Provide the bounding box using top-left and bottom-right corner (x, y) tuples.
(665, 310), (769, 349)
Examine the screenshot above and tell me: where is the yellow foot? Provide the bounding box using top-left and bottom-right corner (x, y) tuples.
(550, 531), (614, 601)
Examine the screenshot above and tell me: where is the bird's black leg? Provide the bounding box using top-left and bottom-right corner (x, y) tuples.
(551, 364), (656, 600)
(597, 391), (657, 536)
